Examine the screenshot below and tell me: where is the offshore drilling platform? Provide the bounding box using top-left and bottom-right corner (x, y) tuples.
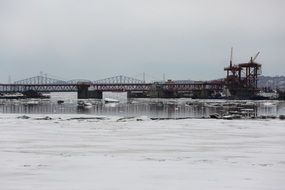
(224, 48), (262, 99)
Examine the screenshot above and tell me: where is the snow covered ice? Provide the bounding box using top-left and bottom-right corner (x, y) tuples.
(0, 114), (285, 190)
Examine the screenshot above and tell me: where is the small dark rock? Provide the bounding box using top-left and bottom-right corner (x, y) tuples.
(57, 100), (64, 104)
(117, 117), (135, 122)
(68, 117), (106, 120)
(35, 116), (53, 120)
(260, 115), (277, 119)
(209, 113), (220, 119)
(268, 115), (277, 119)
(17, 115), (30, 119)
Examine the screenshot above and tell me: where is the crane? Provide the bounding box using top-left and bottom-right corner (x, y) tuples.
(230, 47), (233, 67)
(250, 51), (260, 63)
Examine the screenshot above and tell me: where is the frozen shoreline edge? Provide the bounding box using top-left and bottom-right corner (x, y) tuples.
(0, 113), (284, 122)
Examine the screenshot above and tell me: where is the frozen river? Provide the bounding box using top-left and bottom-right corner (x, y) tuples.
(0, 114), (285, 190)
(1, 92), (285, 118)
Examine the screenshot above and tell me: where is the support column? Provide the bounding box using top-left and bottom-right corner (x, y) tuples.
(77, 84), (90, 99)
(127, 91), (132, 99)
(127, 91), (148, 98)
(162, 90), (178, 98)
(88, 90), (103, 99)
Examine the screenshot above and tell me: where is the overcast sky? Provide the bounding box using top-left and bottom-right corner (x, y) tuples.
(0, 0), (284, 82)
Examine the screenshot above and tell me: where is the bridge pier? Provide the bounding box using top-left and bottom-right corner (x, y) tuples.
(78, 89), (103, 99)
(88, 90), (103, 99)
(127, 91), (148, 98)
(147, 90), (179, 98)
(191, 90), (213, 99)
(77, 84), (90, 99)
(162, 90), (179, 98)
(77, 83), (103, 99)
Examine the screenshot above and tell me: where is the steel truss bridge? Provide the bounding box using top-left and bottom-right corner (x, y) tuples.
(0, 75), (224, 98)
(0, 82), (223, 93)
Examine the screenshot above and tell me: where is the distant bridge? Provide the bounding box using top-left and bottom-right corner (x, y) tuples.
(13, 75), (145, 85)
(0, 82), (223, 92)
(1, 75), (224, 98)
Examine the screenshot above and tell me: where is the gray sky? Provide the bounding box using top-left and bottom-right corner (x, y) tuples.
(0, 0), (284, 82)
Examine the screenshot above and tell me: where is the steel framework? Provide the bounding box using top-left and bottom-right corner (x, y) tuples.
(67, 79), (93, 84)
(0, 82), (224, 93)
(94, 75), (145, 84)
(0, 84), (78, 93)
(14, 75), (67, 84)
(0, 74), (225, 94)
(224, 51), (262, 97)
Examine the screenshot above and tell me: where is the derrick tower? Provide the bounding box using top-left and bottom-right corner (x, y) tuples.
(224, 48), (262, 98)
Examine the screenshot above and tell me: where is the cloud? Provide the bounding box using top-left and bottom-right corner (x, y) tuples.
(0, 0), (284, 81)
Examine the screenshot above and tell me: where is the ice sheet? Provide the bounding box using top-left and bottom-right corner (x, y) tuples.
(0, 114), (284, 190)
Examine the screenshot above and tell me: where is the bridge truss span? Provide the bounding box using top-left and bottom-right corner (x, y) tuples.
(0, 84), (78, 93)
(91, 83), (152, 92)
(0, 82), (224, 93)
(14, 76), (67, 85)
(94, 75), (145, 84)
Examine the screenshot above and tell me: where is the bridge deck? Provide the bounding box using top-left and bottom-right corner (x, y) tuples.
(0, 82), (224, 93)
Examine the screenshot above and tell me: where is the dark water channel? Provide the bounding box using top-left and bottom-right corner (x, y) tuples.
(0, 92), (284, 119)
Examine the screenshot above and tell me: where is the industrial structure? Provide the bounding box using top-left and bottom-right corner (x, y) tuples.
(224, 48), (262, 98)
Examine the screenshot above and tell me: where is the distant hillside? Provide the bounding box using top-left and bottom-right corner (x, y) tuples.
(258, 76), (285, 90)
